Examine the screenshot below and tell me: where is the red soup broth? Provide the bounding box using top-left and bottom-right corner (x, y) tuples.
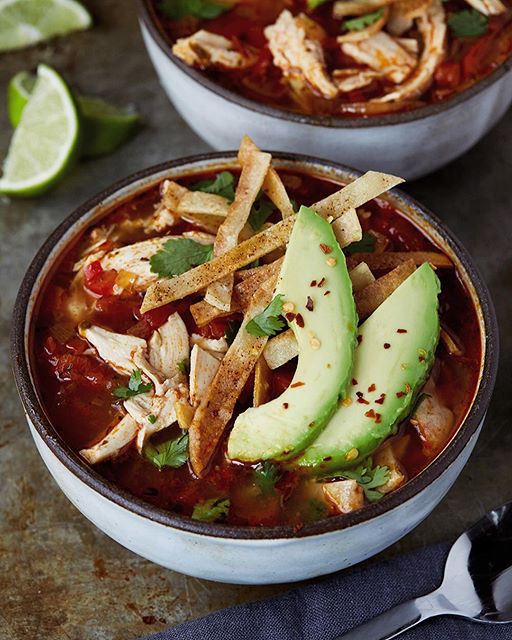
(31, 168), (481, 527)
(149, 0), (512, 118)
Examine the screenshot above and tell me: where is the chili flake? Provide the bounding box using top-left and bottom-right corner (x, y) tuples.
(306, 296), (314, 311)
(291, 381), (305, 388)
(295, 313), (305, 328)
(320, 243), (332, 254)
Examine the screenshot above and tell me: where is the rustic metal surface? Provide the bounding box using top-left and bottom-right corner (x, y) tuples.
(0, 2), (511, 639)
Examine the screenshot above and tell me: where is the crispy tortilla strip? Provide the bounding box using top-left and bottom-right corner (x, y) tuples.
(334, 0), (399, 17)
(347, 250), (452, 271)
(312, 171), (404, 218)
(323, 479), (364, 513)
(355, 259), (416, 320)
(440, 326), (463, 356)
(205, 148), (272, 311)
(190, 259), (284, 326)
(263, 329), (298, 370)
(142, 171), (402, 312)
(80, 414), (139, 464)
(189, 344), (222, 407)
(189, 276), (277, 476)
(177, 191), (230, 217)
(238, 136), (295, 218)
(349, 262), (375, 291)
(331, 208), (362, 248)
(180, 212), (225, 234)
(253, 356), (272, 407)
(141, 216), (294, 313)
(175, 399), (195, 430)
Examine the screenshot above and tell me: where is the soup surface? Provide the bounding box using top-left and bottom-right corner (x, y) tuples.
(149, 0), (512, 117)
(32, 155), (481, 528)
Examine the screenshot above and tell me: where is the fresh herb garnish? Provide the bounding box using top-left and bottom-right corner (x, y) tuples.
(448, 9), (488, 37)
(344, 232), (376, 255)
(303, 498), (330, 522)
(328, 460), (390, 502)
(159, 0), (230, 20)
(254, 461), (282, 494)
(150, 238), (213, 277)
(191, 170), (235, 201)
(192, 497), (230, 522)
(342, 9), (384, 31)
(113, 369), (152, 399)
(248, 192), (276, 231)
(177, 357), (190, 376)
(144, 432), (189, 470)
(246, 294), (286, 337)
(307, 0), (331, 9)
(148, 414), (157, 424)
(225, 320), (242, 345)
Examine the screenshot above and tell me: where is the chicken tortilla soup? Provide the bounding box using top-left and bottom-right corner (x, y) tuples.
(32, 138), (481, 528)
(149, 0), (512, 117)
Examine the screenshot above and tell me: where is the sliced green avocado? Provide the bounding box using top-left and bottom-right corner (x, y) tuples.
(296, 262), (440, 472)
(227, 205), (357, 462)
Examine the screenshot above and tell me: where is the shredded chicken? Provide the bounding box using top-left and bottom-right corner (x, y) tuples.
(79, 414), (139, 464)
(464, 0), (506, 14)
(333, 68), (383, 92)
(190, 334), (228, 356)
(337, 6), (390, 42)
(189, 345), (222, 407)
(265, 10), (338, 99)
(148, 314), (190, 380)
(388, 0), (432, 35)
(173, 30), (256, 69)
(341, 31), (417, 83)
(323, 479), (364, 513)
(411, 394), (454, 456)
(374, 0), (446, 103)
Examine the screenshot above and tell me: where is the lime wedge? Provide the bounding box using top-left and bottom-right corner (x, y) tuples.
(78, 97), (141, 158)
(7, 70), (36, 127)
(0, 64), (80, 197)
(0, 0), (92, 52)
(8, 71), (141, 158)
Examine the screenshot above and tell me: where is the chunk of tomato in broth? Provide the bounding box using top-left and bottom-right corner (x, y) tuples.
(31, 168), (481, 526)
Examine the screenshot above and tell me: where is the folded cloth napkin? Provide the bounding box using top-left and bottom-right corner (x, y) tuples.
(141, 543), (511, 640)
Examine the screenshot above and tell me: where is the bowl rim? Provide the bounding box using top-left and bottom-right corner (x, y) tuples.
(11, 151), (499, 541)
(137, 0), (512, 129)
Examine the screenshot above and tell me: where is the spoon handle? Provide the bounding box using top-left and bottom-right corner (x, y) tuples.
(334, 591), (447, 640)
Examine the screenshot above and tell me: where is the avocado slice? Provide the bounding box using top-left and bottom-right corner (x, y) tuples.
(227, 205), (357, 462)
(296, 262), (440, 472)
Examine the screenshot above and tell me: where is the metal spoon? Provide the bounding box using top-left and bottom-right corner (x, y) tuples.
(337, 501), (512, 639)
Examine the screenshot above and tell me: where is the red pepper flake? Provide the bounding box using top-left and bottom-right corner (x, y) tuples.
(317, 277), (326, 288)
(291, 381), (305, 388)
(365, 409), (376, 418)
(357, 397), (370, 405)
(368, 383), (376, 393)
(351, 378), (358, 385)
(306, 296), (314, 311)
(384, 343), (391, 349)
(397, 329), (408, 334)
(324, 290), (331, 296)
(375, 393), (386, 405)
(285, 312), (296, 322)
(295, 313), (305, 328)
(283, 402), (289, 409)
(319, 243), (332, 254)
(418, 353), (426, 362)
(310, 280), (317, 287)
(396, 391), (406, 398)
(356, 391), (364, 398)
(375, 413), (382, 424)
(323, 456), (332, 462)
(357, 335), (363, 344)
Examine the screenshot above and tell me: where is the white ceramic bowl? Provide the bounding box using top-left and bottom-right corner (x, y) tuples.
(137, 0), (512, 180)
(12, 153), (498, 585)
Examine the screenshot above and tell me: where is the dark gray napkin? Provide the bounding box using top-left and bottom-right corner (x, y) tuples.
(140, 543), (512, 640)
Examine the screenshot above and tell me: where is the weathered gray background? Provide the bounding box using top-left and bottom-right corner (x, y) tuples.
(0, 1), (511, 638)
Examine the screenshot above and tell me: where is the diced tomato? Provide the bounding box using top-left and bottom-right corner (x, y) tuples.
(54, 353), (116, 390)
(65, 335), (89, 354)
(462, 33), (495, 79)
(195, 316), (235, 340)
(93, 294), (142, 332)
(84, 260), (118, 297)
(143, 303), (176, 330)
(434, 61), (461, 88)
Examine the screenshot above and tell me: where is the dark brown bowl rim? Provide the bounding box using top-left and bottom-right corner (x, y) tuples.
(137, 0), (512, 129)
(11, 151), (499, 540)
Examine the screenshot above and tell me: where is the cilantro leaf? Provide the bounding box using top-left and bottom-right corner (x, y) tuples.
(225, 320), (241, 345)
(342, 9), (384, 31)
(307, 0), (331, 8)
(344, 232), (376, 255)
(144, 432), (189, 470)
(246, 294), (286, 337)
(192, 497), (230, 522)
(248, 192), (276, 231)
(191, 170), (235, 201)
(448, 9), (488, 37)
(150, 238), (213, 277)
(159, 0), (230, 20)
(327, 459), (390, 502)
(254, 461), (282, 494)
(113, 369), (152, 399)
(177, 357), (189, 376)
(148, 414), (157, 424)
